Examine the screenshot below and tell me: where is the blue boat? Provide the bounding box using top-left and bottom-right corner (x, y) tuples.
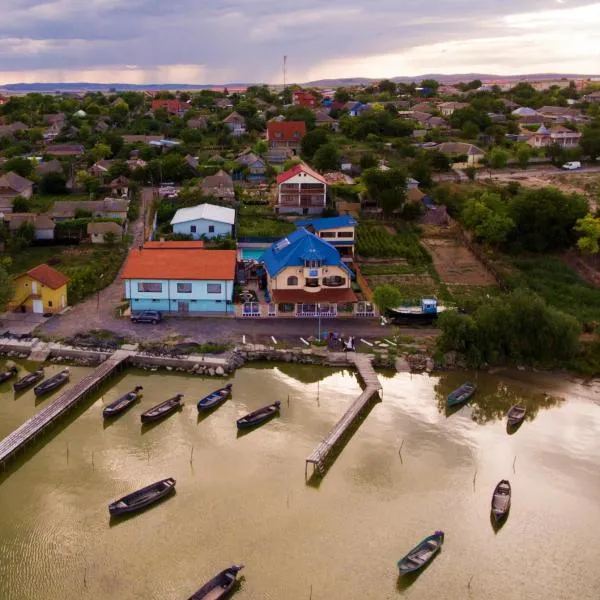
(397, 531), (444, 575)
(197, 384), (232, 412)
(447, 382), (476, 407)
(236, 401), (281, 429)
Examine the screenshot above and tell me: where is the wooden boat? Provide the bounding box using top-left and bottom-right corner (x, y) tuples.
(236, 401), (281, 430)
(187, 565), (244, 600)
(491, 480), (511, 523)
(34, 368), (70, 397)
(397, 531), (444, 575)
(140, 394), (184, 424)
(108, 477), (176, 516)
(0, 365), (18, 384)
(506, 405), (526, 427)
(197, 383), (232, 411)
(13, 368), (44, 391)
(103, 386), (143, 418)
(447, 382), (476, 407)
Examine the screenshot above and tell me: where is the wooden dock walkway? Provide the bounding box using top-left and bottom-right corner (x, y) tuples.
(305, 353), (382, 477)
(0, 350), (131, 468)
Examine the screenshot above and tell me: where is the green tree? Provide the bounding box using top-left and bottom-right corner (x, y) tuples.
(284, 106), (316, 129)
(90, 142), (111, 162)
(377, 79), (397, 95)
(2, 156), (34, 178)
(461, 192), (515, 246)
(580, 121), (600, 160)
(373, 284), (402, 314)
(575, 214), (600, 254)
(15, 221), (35, 246)
(420, 79), (439, 95)
(464, 166), (477, 181)
(334, 88), (350, 103)
(362, 167), (407, 216)
(313, 143), (340, 172)
(516, 146), (531, 170)
(0, 264), (12, 312)
(360, 154), (378, 170)
(104, 231), (117, 246)
(487, 147), (510, 169)
(12, 195), (29, 212)
(39, 171), (67, 195)
(301, 128), (329, 159)
(461, 121), (480, 140)
(429, 150), (451, 171)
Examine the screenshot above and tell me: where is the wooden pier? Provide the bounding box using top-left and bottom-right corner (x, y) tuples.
(305, 353), (382, 478)
(0, 350), (131, 468)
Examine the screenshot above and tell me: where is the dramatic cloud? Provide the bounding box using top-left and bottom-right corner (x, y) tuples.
(0, 0), (599, 84)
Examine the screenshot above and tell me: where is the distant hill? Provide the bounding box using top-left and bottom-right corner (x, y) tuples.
(0, 82), (253, 92)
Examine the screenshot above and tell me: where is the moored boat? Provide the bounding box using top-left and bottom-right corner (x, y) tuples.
(236, 401), (281, 430)
(140, 394), (184, 424)
(103, 386), (143, 418)
(108, 477), (176, 516)
(447, 382), (476, 407)
(197, 383), (232, 411)
(491, 479), (511, 523)
(506, 405), (526, 428)
(34, 368), (70, 397)
(0, 365), (19, 384)
(397, 531), (444, 575)
(388, 298), (451, 324)
(13, 368), (44, 392)
(187, 565), (244, 600)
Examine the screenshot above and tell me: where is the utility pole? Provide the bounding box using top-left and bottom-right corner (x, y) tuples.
(283, 55), (287, 91)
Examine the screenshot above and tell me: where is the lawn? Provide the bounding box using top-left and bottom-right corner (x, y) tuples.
(237, 212), (295, 239)
(28, 194), (91, 214)
(356, 223), (431, 263)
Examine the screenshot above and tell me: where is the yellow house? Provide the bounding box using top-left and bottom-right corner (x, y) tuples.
(10, 264), (69, 314)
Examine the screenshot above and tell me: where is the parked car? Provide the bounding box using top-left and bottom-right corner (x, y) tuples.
(130, 310), (162, 324)
(562, 161), (581, 170)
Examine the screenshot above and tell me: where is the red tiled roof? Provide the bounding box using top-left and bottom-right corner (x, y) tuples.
(24, 264), (70, 289)
(151, 99), (189, 114)
(143, 241), (205, 249)
(267, 120), (306, 143)
(271, 288), (357, 304)
(121, 248), (236, 280)
(276, 163), (326, 185)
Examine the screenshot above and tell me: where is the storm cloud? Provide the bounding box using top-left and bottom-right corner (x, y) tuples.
(0, 0), (599, 83)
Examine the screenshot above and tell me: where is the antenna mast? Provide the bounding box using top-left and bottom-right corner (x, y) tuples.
(283, 55), (287, 90)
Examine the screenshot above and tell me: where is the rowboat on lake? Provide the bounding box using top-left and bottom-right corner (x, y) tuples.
(140, 394), (184, 424)
(197, 383), (232, 411)
(236, 401), (281, 430)
(108, 477), (176, 516)
(506, 405), (526, 428)
(34, 368), (70, 397)
(103, 386), (143, 418)
(187, 565), (244, 600)
(447, 382), (476, 407)
(491, 479), (511, 523)
(13, 368), (44, 392)
(397, 531), (444, 575)
(0, 365), (18, 384)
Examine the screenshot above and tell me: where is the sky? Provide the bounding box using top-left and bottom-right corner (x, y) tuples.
(1, 0), (599, 85)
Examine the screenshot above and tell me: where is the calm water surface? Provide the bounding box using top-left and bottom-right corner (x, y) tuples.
(0, 362), (599, 599)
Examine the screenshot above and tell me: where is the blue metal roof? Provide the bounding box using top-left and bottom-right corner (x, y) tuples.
(261, 228), (352, 277)
(295, 215), (357, 232)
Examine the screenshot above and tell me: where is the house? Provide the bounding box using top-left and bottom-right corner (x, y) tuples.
(260, 228), (358, 318)
(121, 247), (236, 314)
(266, 121), (306, 152)
(214, 98), (234, 110)
(526, 124), (582, 148)
(0, 172), (34, 212)
(45, 144), (85, 157)
(107, 176), (131, 197)
(537, 106), (581, 121)
(430, 142), (486, 165)
(4, 213), (55, 240)
(222, 111), (246, 136)
(35, 159), (63, 178)
(151, 99), (190, 117)
(50, 198), (130, 221)
(87, 221), (123, 244)
(10, 264), (69, 314)
(143, 240), (205, 249)
(200, 169), (235, 202)
(276, 163), (327, 216)
(295, 215), (357, 262)
(0, 122), (28, 138)
(88, 160), (114, 179)
(314, 110), (338, 130)
(293, 91), (318, 109)
(512, 107), (539, 118)
(583, 91), (600, 103)
(95, 120), (109, 134)
(235, 151), (267, 182)
(187, 117), (209, 129)
(344, 101), (367, 117)
(438, 102), (469, 116)
(184, 154), (200, 173)
(126, 158), (148, 171)
(340, 156), (352, 172)
(170, 203), (235, 239)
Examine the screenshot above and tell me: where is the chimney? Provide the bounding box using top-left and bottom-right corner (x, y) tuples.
(138, 245), (142, 252)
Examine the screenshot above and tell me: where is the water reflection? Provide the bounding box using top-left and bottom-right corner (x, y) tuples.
(434, 373), (564, 425)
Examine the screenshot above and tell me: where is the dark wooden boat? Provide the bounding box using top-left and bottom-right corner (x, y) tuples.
(506, 405), (526, 427)
(103, 386), (143, 418)
(13, 368), (44, 391)
(197, 383), (232, 411)
(187, 565), (244, 600)
(236, 401), (281, 429)
(397, 531), (444, 575)
(140, 394), (184, 424)
(0, 365), (18, 384)
(108, 477), (176, 516)
(447, 382), (476, 407)
(491, 479), (511, 523)
(34, 368), (70, 397)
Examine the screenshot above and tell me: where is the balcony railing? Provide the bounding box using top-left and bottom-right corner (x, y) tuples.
(322, 277), (346, 287)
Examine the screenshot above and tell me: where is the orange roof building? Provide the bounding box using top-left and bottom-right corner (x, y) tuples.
(10, 264), (70, 314)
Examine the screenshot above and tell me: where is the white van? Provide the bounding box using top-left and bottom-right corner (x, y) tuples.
(562, 161), (582, 170)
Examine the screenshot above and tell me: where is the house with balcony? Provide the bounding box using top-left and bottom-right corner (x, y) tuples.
(121, 246), (236, 314)
(170, 203), (235, 239)
(10, 264), (69, 314)
(295, 215), (357, 262)
(276, 163), (327, 216)
(259, 228), (359, 318)
(526, 124), (582, 148)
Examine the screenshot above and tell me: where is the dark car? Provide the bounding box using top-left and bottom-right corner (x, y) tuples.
(130, 310), (162, 324)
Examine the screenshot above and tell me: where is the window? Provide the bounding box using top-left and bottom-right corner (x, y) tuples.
(48, 300), (53, 307)
(305, 278), (319, 288)
(190, 225), (197, 233)
(207, 283), (222, 294)
(278, 303), (294, 313)
(338, 231), (354, 238)
(208, 225), (215, 233)
(320, 232), (336, 238)
(138, 282), (162, 293)
(304, 260), (322, 268)
(177, 283), (192, 293)
(287, 276), (298, 286)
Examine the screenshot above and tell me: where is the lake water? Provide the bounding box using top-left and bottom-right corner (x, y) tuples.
(0, 362), (599, 599)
